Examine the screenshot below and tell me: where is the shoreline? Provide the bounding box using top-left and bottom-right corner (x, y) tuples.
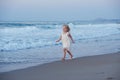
(0, 52), (120, 80)
(0, 33), (120, 73)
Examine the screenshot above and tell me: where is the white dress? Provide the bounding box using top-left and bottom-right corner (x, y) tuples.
(61, 32), (71, 50)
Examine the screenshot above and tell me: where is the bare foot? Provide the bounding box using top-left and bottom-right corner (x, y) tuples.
(62, 58), (65, 61)
(70, 55), (73, 60)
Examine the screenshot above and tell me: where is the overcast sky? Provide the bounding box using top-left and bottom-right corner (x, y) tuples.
(0, 0), (120, 21)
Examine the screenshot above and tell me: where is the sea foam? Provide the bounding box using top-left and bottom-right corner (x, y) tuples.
(0, 23), (120, 51)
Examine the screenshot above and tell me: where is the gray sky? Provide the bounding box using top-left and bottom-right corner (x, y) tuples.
(0, 0), (120, 21)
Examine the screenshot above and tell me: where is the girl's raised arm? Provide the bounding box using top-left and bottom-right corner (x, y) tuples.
(68, 33), (75, 43)
(56, 35), (62, 42)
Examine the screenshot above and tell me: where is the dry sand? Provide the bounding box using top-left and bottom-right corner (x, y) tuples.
(0, 52), (120, 80)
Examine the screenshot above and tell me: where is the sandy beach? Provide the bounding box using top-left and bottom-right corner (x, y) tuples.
(0, 52), (120, 80)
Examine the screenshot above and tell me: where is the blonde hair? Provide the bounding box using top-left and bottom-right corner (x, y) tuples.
(63, 24), (70, 32)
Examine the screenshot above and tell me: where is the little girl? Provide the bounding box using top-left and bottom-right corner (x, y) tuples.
(56, 24), (75, 61)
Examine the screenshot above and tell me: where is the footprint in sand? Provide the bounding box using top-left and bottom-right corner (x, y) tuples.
(106, 77), (115, 80)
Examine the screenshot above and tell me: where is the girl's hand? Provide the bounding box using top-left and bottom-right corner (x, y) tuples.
(56, 40), (59, 42)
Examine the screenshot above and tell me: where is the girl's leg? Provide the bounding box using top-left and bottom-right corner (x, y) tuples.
(67, 50), (73, 59)
(62, 48), (67, 61)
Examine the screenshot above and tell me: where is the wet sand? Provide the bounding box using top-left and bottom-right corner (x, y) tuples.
(0, 52), (120, 80)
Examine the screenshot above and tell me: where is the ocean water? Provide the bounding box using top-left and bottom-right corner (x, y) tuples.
(0, 23), (120, 52)
(0, 22), (120, 72)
